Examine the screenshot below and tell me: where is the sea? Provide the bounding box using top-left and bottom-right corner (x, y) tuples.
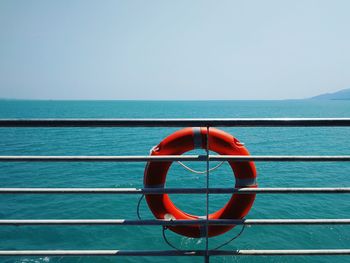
(0, 100), (349, 263)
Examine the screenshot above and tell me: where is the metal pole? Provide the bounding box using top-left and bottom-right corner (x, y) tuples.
(1, 118), (350, 127)
(0, 155), (206, 162)
(205, 126), (210, 263)
(1, 219), (350, 226)
(1, 187), (350, 194)
(209, 155), (350, 162)
(1, 249), (350, 257)
(1, 155), (350, 162)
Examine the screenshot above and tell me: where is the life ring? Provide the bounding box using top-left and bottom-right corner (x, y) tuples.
(144, 127), (257, 238)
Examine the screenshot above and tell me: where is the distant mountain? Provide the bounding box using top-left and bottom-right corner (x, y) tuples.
(310, 88), (350, 100)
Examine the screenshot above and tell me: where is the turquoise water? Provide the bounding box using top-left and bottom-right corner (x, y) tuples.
(0, 100), (349, 263)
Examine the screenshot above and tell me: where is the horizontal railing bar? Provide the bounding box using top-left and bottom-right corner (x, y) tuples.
(1, 249), (350, 256)
(0, 250), (201, 257)
(212, 249), (350, 256)
(0, 155), (205, 162)
(1, 188), (350, 194)
(211, 155), (350, 161)
(1, 155), (350, 162)
(1, 118), (350, 127)
(1, 219), (350, 226)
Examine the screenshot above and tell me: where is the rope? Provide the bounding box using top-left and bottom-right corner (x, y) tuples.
(212, 224), (246, 250)
(162, 224), (245, 251)
(136, 194), (144, 220)
(162, 226), (182, 251)
(137, 196), (182, 250)
(137, 190), (246, 250)
(177, 161), (225, 174)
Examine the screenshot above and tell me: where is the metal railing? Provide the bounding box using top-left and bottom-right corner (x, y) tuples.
(0, 118), (350, 262)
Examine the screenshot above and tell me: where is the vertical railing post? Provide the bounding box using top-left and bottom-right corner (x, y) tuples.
(205, 126), (210, 263)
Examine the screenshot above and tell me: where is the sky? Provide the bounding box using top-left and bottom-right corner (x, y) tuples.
(0, 0), (349, 100)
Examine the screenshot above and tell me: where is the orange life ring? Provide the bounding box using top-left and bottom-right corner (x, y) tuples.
(144, 127), (257, 238)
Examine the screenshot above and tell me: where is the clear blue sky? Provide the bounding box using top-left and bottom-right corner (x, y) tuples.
(0, 0), (349, 100)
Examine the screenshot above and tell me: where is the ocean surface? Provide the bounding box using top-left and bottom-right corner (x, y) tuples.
(0, 100), (349, 263)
